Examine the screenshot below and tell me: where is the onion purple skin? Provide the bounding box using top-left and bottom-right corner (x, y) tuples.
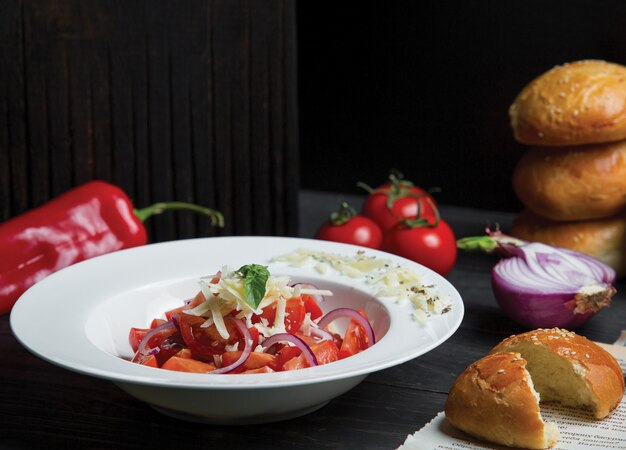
(492, 269), (596, 329)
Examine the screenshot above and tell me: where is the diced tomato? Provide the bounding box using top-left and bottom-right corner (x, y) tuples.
(141, 354), (158, 367)
(241, 366), (275, 374)
(251, 297), (306, 334)
(173, 348), (193, 359)
(129, 327), (150, 353)
(132, 352), (159, 367)
(303, 294), (323, 320)
(161, 356), (215, 373)
(275, 346), (302, 370)
(280, 339), (340, 371)
(248, 326), (260, 349)
(282, 353), (309, 371)
(129, 322), (184, 366)
(311, 339), (339, 365)
(150, 318), (166, 329)
(164, 291), (204, 321)
(295, 331), (318, 347)
(338, 310), (370, 359)
(221, 351), (278, 373)
(177, 314), (240, 360)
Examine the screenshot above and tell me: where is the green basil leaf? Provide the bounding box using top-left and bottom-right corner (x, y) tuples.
(236, 264), (270, 309)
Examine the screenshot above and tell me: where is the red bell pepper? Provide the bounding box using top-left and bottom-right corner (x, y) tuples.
(0, 181), (223, 314)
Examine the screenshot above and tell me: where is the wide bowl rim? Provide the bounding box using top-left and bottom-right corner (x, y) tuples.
(10, 236), (464, 390)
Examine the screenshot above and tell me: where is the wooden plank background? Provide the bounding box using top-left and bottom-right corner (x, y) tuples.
(0, 0), (299, 240)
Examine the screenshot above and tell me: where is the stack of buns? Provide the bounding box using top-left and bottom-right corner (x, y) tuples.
(445, 328), (624, 449)
(508, 60), (626, 276)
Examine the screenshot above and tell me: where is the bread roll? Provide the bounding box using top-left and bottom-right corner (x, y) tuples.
(445, 329), (624, 449)
(510, 60), (626, 146)
(510, 209), (626, 277)
(491, 328), (624, 419)
(513, 142), (626, 221)
(445, 352), (559, 449)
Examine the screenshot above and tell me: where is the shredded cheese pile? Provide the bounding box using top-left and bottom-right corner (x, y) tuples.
(272, 248), (452, 324)
(182, 266), (332, 341)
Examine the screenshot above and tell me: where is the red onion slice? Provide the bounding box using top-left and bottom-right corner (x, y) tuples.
(210, 318), (253, 374)
(317, 308), (375, 347)
(261, 333), (318, 367)
(292, 282), (325, 303)
(137, 321), (176, 356)
(309, 326), (334, 342)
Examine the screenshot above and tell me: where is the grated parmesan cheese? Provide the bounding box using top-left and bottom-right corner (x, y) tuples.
(272, 248), (451, 324)
(182, 265), (333, 340)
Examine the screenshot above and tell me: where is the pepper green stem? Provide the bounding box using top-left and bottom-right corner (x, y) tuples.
(456, 235), (498, 252)
(456, 233), (526, 252)
(134, 202), (224, 227)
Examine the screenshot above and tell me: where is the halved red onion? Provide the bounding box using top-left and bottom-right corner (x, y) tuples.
(261, 333), (318, 367)
(459, 232), (617, 329)
(137, 321), (177, 356)
(317, 308), (375, 347)
(491, 241), (616, 328)
(210, 318), (252, 374)
(292, 282), (325, 303)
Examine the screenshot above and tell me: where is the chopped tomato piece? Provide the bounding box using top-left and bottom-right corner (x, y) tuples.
(164, 292), (204, 321)
(303, 294), (323, 320)
(178, 314), (240, 360)
(251, 297), (306, 333)
(130, 323), (184, 366)
(241, 366), (275, 374)
(311, 340), (339, 365)
(173, 348), (193, 359)
(280, 339), (340, 370)
(275, 346), (302, 370)
(338, 310), (370, 359)
(132, 353), (159, 367)
(161, 356), (215, 373)
(282, 353), (309, 371)
(295, 331), (318, 346)
(150, 318), (166, 329)
(221, 351), (278, 373)
(248, 326), (260, 349)
(129, 327), (150, 353)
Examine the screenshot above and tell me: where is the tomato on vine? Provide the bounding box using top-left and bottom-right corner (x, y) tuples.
(382, 213), (457, 276)
(315, 202), (383, 249)
(358, 173), (438, 233)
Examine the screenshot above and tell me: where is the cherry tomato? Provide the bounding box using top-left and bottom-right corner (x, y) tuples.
(361, 177), (437, 233)
(315, 201), (382, 249)
(383, 219), (457, 276)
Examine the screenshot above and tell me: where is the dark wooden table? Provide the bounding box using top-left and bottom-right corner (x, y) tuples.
(2, 191), (625, 449)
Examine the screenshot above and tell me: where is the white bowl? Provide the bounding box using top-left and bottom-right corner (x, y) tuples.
(10, 236), (463, 424)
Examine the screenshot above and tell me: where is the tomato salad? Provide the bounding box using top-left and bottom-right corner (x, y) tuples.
(128, 264), (375, 374)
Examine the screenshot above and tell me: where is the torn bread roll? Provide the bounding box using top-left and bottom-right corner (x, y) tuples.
(509, 60), (626, 146)
(445, 352), (559, 449)
(512, 141), (626, 221)
(510, 209), (626, 277)
(445, 328), (624, 449)
(490, 328), (624, 420)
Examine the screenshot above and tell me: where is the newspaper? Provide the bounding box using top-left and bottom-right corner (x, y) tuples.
(398, 333), (626, 450)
